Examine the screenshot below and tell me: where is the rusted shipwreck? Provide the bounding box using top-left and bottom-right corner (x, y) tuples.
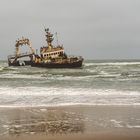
(8, 28), (84, 68)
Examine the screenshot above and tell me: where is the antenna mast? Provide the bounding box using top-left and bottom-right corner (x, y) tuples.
(55, 32), (59, 46)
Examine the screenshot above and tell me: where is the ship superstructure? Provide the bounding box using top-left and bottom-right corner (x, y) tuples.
(40, 28), (65, 59)
(8, 37), (35, 66)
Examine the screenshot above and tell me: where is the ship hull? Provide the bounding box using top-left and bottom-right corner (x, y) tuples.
(31, 60), (83, 68)
(8, 60), (32, 66)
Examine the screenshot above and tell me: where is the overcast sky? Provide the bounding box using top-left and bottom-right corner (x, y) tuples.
(0, 0), (140, 60)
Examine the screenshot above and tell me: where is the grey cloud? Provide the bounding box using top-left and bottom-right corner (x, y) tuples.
(0, 0), (140, 60)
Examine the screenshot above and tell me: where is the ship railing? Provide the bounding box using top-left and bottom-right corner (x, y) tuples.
(68, 55), (83, 60)
(68, 55), (82, 58)
(8, 52), (33, 59)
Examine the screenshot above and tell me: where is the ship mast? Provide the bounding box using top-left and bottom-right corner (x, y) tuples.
(45, 28), (54, 50)
(55, 32), (59, 46)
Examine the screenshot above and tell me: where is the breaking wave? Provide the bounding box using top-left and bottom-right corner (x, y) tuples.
(0, 87), (140, 107)
(0, 60), (140, 107)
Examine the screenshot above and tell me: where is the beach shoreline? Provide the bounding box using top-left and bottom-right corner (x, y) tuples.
(0, 105), (140, 140)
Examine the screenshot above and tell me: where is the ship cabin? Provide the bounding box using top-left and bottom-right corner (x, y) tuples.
(40, 46), (64, 59)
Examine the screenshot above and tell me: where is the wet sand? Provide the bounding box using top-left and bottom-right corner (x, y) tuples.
(0, 105), (140, 140)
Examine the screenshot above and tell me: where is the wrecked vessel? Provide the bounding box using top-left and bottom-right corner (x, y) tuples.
(8, 28), (84, 68)
(31, 28), (83, 68)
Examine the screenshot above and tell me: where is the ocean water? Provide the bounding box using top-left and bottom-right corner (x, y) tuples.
(0, 60), (140, 107)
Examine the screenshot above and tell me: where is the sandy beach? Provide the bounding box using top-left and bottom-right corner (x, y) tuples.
(0, 105), (140, 140)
